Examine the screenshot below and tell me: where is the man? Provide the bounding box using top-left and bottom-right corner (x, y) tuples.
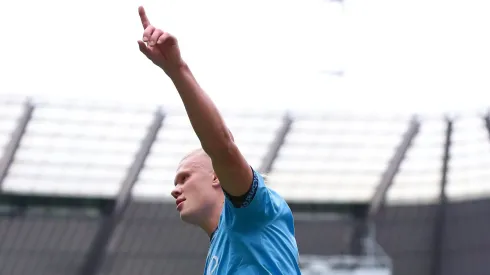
(137, 6), (301, 274)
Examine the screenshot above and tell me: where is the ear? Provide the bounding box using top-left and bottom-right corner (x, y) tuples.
(211, 172), (220, 188)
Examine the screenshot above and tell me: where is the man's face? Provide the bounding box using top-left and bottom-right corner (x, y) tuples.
(171, 153), (216, 225)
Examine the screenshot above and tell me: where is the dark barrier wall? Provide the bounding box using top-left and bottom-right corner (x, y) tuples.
(103, 199), (490, 275)
(0, 209), (99, 275)
(376, 199), (490, 275)
(100, 202), (209, 275)
(376, 203), (438, 275)
(0, 199), (489, 275)
(441, 199), (490, 275)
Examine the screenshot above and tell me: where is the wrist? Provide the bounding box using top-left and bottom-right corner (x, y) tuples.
(165, 60), (190, 79)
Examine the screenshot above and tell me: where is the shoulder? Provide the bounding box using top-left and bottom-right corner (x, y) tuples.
(223, 169), (291, 222)
(228, 169), (287, 207)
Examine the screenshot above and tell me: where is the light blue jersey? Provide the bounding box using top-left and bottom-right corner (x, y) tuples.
(204, 169), (301, 275)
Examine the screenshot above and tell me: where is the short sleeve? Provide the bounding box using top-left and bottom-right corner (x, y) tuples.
(223, 168), (285, 224)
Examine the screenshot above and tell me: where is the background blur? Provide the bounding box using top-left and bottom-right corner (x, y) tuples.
(0, 0), (489, 275)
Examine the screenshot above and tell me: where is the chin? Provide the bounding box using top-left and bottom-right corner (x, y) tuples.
(179, 209), (191, 221)
(180, 210), (199, 225)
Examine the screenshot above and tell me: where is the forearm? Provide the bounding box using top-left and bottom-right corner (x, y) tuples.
(168, 63), (233, 155)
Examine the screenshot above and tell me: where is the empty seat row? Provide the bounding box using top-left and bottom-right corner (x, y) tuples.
(0, 97), (489, 204)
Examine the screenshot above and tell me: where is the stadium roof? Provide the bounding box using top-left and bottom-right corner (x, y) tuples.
(0, 96), (489, 205)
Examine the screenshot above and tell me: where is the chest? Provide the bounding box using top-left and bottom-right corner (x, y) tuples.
(204, 230), (231, 275)
(204, 253), (221, 275)
(203, 218), (297, 275)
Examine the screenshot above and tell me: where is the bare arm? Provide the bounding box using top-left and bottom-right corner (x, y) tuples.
(137, 6), (252, 196)
(167, 65), (253, 196)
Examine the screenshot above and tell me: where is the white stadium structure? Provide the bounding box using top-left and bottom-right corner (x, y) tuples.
(0, 95), (489, 275)
(1, 96), (489, 203)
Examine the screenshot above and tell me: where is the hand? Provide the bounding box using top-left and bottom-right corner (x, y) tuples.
(137, 6), (184, 75)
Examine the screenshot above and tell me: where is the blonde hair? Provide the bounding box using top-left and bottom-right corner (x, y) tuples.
(261, 173), (269, 183)
(183, 148), (269, 183)
(181, 148), (208, 161)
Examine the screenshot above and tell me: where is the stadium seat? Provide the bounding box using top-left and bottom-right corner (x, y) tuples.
(133, 110), (284, 200)
(268, 114), (412, 202)
(387, 118), (446, 204)
(2, 99), (156, 198)
(0, 96), (26, 162)
(448, 116), (490, 200)
(0, 97), (489, 275)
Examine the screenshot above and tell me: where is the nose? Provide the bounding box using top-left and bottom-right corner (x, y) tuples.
(171, 186), (182, 199)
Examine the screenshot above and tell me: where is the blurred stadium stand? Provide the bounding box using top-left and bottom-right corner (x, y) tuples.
(0, 95), (489, 275)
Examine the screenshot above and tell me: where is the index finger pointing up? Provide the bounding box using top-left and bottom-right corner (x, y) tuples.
(138, 6), (150, 29)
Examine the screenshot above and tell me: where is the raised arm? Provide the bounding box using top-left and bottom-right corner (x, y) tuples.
(137, 6), (252, 197)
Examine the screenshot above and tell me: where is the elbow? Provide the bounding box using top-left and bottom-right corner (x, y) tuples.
(202, 128), (237, 159)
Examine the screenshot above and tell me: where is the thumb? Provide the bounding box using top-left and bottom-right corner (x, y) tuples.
(137, 40), (151, 58)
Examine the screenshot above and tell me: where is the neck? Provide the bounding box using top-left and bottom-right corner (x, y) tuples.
(200, 199), (224, 237)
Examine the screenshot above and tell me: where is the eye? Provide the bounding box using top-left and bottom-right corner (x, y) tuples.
(183, 173), (191, 182)
(178, 173), (190, 185)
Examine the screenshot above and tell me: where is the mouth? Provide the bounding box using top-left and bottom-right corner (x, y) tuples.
(176, 198), (186, 210)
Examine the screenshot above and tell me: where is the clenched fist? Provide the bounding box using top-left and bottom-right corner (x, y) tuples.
(137, 6), (184, 75)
